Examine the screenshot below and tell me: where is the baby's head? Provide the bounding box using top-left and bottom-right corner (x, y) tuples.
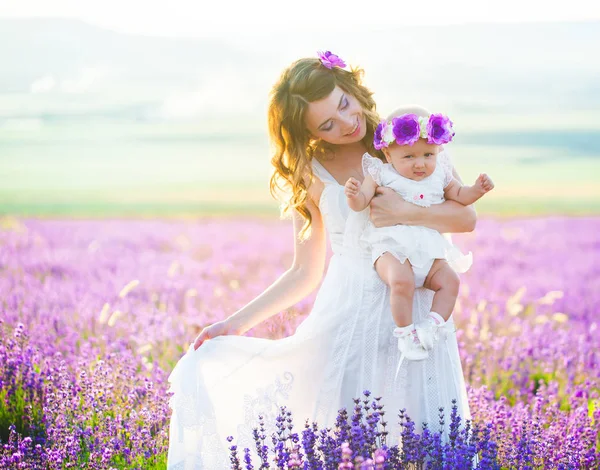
(374, 105), (455, 181)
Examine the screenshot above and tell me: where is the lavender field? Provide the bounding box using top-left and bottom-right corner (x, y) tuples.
(1, 215), (599, 468)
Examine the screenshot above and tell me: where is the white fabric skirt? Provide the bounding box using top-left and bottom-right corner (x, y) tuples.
(166, 252), (472, 469)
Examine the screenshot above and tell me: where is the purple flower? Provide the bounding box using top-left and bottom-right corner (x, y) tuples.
(317, 50), (346, 69)
(426, 113), (455, 144)
(392, 114), (420, 146)
(2, 214), (598, 469)
(373, 122), (386, 150)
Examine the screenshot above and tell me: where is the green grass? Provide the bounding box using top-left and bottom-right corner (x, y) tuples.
(2, 196), (600, 218)
(0, 200), (281, 218)
(472, 197), (600, 216)
(3, 108), (600, 219)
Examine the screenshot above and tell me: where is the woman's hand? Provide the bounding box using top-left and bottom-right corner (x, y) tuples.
(369, 186), (415, 228)
(193, 320), (238, 350)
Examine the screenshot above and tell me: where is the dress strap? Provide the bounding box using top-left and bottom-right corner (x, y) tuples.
(311, 158), (339, 186)
(438, 149), (455, 188)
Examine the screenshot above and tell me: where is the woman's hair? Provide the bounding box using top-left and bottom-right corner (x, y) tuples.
(268, 57), (384, 240)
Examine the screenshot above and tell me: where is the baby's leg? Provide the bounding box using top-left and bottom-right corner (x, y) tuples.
(423, 259), (460, 322)
(375, 253), (415, 327)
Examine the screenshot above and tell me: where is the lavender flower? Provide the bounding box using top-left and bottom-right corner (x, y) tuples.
(1, 216), (598, 468)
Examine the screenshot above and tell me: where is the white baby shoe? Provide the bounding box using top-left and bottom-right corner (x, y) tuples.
(393, 326), (429, 361)
(415, 311), (446, 350)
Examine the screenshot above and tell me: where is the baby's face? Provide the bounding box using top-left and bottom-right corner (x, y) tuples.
(384, 138), (440, 181)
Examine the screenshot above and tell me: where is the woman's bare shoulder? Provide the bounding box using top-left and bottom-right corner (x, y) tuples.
(306, 174), (325, 209)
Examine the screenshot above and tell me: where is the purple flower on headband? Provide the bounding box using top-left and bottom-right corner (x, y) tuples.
(317, 50), (346, 69)
(392, 114), (420, 146)
(426, 113), (455, 145)
(374, 120), (395, 149)
(374, 121), (387, 150)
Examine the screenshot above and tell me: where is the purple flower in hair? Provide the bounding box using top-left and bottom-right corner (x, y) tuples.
(392, 114), (421, 146)
(426, 113), (455, 144)
(317, 50), (346, 69)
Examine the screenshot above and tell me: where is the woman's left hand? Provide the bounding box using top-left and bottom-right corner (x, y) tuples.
(369, 186), (415, 228)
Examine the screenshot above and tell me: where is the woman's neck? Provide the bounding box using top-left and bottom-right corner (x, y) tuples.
(327, 140), (368, 163)
(317, 140), (369, 184)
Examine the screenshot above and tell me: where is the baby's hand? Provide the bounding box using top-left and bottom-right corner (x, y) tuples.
(344, 177), (361, 199)
(475, 173), (494, 194)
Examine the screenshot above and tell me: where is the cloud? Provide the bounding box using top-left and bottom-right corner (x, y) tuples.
(60, 66), (112, 93)
(29, 66), (113, 94)
(30, 75), (56, 93)
(159, 68), (264, 119)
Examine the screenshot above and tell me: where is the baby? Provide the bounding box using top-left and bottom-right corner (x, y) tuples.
(344, 105), (494, 362)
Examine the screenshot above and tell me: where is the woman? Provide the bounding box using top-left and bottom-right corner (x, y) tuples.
(166, 53), (476, 469)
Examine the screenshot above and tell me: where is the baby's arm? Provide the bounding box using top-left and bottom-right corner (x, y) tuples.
(345, 175), (378, 212)
(444, 173), (494, 206)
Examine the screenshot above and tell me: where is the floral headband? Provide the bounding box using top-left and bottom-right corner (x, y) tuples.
(317, 50), (346, 69)
(374, 113), (455, 149)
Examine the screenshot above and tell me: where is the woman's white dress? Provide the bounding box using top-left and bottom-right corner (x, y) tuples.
(166, 158), (473, 469)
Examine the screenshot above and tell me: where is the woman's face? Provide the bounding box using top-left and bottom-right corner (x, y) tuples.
(304, 86), (367, 145)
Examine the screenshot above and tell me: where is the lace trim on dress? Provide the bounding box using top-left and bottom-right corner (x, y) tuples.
(168, 370), (295, 469)
(362, 153), (384, 185)
(237, 371), (295, 450)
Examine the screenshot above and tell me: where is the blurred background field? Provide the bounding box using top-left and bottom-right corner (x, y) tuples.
(1, 6), (600, 468)
(1, 18), (599, 218)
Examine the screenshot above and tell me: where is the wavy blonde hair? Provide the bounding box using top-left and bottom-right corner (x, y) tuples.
(268, 57), (383, 240)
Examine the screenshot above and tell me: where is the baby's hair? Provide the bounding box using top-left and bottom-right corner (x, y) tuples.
(385, 105), (431, 121)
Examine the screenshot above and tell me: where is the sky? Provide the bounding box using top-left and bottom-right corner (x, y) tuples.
(1, 0), (600, 37)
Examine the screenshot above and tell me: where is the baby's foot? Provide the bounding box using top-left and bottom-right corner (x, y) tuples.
(393, 326), (429, 361)
(415, 312), (446, 350)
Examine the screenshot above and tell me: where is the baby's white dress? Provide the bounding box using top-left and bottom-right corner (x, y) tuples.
(356, 151), (473, 286)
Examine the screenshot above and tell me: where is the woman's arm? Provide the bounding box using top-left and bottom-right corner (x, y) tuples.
(224, 196), (327, 335)
(368, 167), (477, 233)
